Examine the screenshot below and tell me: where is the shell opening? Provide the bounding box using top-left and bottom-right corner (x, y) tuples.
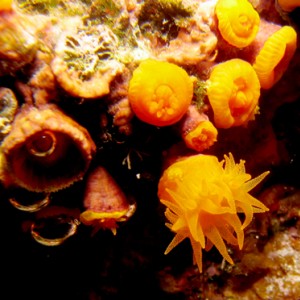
(31, 216), (79, 246)
(26, 130), (57, 158)
(9, 191), (51, 213)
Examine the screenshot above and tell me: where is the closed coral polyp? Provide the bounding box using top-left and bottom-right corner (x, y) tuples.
(253, 26), (297, 89)
(184, 120), (218, 152)
(215, 0), (260, 48)
(158, 153), (269, 272)
(207, 58), (260, 128)
(128, 59), (193, 126)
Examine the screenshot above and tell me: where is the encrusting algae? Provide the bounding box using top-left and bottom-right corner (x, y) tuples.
(158, 153), (269, 272)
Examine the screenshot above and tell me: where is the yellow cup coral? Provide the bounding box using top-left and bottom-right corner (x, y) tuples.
(128, 59), (193, 126)
(215, 0), (260, 48)
(183, 120), (218, 152)
(207, 58), (260, 128)
(179, 105), (218, 152)
(253, 26), (297, 89)
(158, 153), (269, 273)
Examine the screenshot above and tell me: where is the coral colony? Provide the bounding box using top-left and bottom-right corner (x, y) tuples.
(0, 0), (298, 275)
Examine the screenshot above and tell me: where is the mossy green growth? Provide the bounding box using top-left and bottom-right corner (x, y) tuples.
(17, 0), (89, 15)
(86, 0), (121, 25)
(193, 79), (207, 110)
(138, 0), (192, 43)
(17, 0), (59, 14)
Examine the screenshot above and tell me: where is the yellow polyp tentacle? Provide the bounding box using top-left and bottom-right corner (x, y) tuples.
(165, 208), (179, 225)
(216, 223), (239, 246)
(190, 239), (203, 273)
(205, 226), (234, 265)
(172, 215), (187, 232)
(222, 213), (244, 249)
(161, 199), (187, 218)
(166, 188), (198, 211)
(236, 201), (254, 230)
(244, 171), (270, 192)
(164, 231), (187, 255)
(187, 212), (205, 247)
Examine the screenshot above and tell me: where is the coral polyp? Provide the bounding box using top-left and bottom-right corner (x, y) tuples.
(179, 105), (218, 152)
(215, 0), (260, 48)
(253, 25), (297, 89)
(158, 153), (269, 272)
(128, 59), (193, 126)
(207, 58), (261, 128)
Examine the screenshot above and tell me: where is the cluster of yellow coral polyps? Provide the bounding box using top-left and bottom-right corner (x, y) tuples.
(215, 0), (260, 48)
(158, 153), (269, 272)
(207, 58), (260, 128)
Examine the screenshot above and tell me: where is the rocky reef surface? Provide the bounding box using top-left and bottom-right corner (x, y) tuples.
(1, 0), (300, 299)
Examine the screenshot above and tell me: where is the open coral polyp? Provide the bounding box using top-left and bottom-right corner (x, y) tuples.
(158, 153), (269, 272)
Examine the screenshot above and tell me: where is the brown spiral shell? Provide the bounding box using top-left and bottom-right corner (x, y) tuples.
(0, 104), (96, 192)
